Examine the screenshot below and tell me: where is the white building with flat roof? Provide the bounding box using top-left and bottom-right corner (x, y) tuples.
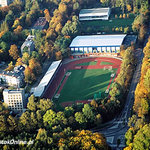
(3, 89), (25, 113)
(0, 65), (25, 87)
(69, 34), (126, 56)
(0, 0), (13, 7)
(21, 35), (35, 55)
(79, 7), (111, 21)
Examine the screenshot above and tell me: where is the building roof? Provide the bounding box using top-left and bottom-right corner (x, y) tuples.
(33, 17), (48, 30)
(69, 34), (126, 47)
(3, 88), (24, 94)
(21, 35), (35, 49)
(33, 60), (61, 97)
(79, 8), (110, 17)
(0, 66), (25, 78)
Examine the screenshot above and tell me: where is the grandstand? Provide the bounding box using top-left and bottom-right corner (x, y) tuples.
(33, 60), (62, 97)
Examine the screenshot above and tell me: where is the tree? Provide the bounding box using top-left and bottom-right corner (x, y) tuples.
(144, 69), (150, 92)
(5, 10), (14, 28)
(44, 42), (53, 59)
(7, 115), (18, 132)
(99, 0), (109, 6)
(126, 4), (132, 12)
(61, 16), (80, 37)
(43, 109), (57, 128)
(36, 128), (48, 143)
(75, 112), (87, 124)
(82, 104), (95, 123)
(29, 58), (42, 75)
(5, 61), (14, 71)
(58, 2), (67, 14)
(27, 95), (37, 111)
(66, 130), (108, 150)
(22, 52), (30, 65)
(38, 99), (53, 112)
(44, 9), (51, 22)
(0, 115), (7, 132)
(15, 57), (22, 66)
(64, 106), (74, 118)
(0, 21), (9, 32)
(132, 124), (150, 150)
(24, 67), (36, 84)
(9, 44), (19, 60)
(19, 111), (32, 131)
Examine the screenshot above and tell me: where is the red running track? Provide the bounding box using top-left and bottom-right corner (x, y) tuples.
(57, 75), (69, 95)
(42, 57), (122, 100)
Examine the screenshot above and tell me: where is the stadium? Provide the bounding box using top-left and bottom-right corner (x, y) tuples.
(41, 57), (122, 107)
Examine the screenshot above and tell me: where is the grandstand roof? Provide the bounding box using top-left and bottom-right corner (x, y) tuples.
(79, 8), (110, 17)
(69, 34), (126, 47)
(33, 60), (61, 97)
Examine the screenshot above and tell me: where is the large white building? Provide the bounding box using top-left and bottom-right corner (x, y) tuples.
(0, 0), (13, 7)
(69, 34), (126, 57)
(0, 66), (25, 87)
(79, 7), (111, 21)
(21, 35), (35, 55)
(3, 89), (25, 113)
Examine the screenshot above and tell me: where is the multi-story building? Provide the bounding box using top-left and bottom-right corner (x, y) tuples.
(0, 0), (13, 7)
(21, 35), (35, 55)
(0, 65), (25, 87)
(3, 88), (25, 113)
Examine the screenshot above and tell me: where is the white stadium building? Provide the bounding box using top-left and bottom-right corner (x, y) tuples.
(69, 34), (126, 57)
(79, 7), (111, 21)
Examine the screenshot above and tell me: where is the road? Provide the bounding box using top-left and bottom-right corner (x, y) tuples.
(92, 47), (144, 149)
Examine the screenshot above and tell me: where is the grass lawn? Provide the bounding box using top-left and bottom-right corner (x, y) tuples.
(76, 61), (97, 66)
(81, 17), (134, 33)
(57, 68), (117, 103)
(100, 61), (114, 65)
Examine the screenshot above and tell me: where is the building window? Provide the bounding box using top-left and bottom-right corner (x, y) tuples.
(88, 47), (92, 53)
(107, 47), (111, 53)
(111, 47), (116, 53)
(116, 47), (120, 53)
(84, 47), (88, 53)
(79, 47), (83, 52)
(75, 48), (78, 52)
(102, 47), (106, 53)
(97, 47), (101, 53)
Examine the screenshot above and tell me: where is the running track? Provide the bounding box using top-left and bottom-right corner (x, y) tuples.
(42, 57), (122, 100)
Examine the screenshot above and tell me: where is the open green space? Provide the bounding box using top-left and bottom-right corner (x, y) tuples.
(76, 61), (97, 66)
(100, 61), (114, 65)
(81, 16), (134, 34)
(57, 68), (117, 103)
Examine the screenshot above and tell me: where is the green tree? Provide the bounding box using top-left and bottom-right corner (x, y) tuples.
(43, 109), (57, 128)
(38, 99), (53, 112)
(82, 104), (95, 123)
(22, 52), (30, 65)
(75, 112), (87, 124)
(27, 95), (37, 111)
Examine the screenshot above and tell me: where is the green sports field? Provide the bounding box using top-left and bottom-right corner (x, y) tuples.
(57, 68), (117, 103)
(76, 61), (97, 66)
(100, 61), (114, 65)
